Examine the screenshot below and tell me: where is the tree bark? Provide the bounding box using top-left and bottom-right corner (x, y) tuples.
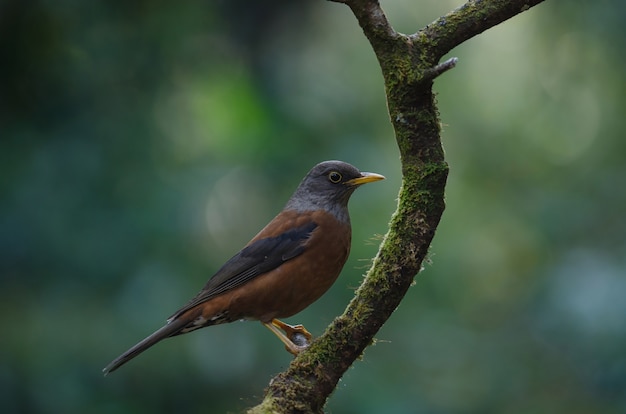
(248, 0), (546, 412)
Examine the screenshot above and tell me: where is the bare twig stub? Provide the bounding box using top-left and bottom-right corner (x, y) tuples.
(248, 1), (546, 413)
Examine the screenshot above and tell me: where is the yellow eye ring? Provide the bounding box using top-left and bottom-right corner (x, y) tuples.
(328, 171), (342, 183)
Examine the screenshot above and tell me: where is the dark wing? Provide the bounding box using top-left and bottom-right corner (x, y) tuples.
(168, 221), (318, 320)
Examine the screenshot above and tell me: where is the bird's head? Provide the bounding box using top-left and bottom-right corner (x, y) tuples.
(285, 160), (385, 220)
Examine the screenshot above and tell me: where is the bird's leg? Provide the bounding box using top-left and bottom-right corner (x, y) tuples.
(272, 319), (312, 347)
(262, 319), (313, 355)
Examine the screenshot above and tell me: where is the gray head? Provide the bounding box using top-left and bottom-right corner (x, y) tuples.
(285, 160), (385, 222)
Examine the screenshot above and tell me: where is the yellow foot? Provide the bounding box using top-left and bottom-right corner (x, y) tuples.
(262, 319), (313, 355)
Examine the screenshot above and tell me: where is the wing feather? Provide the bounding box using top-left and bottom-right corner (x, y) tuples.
(168, 221), (317, 320)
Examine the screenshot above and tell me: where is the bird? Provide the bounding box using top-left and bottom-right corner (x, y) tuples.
(102, 160), (384, 375)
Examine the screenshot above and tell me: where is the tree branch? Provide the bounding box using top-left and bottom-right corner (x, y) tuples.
(420, 0), (546, 59)
(248, 1), (546, 412)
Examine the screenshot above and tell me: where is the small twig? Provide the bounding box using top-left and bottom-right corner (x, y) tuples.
(423, 57), (459, 81)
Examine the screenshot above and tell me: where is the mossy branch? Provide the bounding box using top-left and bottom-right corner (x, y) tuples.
(248, 0), (546, 412)
(421, 0), (547, 59)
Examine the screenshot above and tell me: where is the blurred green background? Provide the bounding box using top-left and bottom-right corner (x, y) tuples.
(2, 0), (625, 413)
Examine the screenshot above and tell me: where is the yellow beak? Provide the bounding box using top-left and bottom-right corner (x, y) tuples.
(346, 172), (385, 186)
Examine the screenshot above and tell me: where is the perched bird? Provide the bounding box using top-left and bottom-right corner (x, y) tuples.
(103, 160), (384, 375)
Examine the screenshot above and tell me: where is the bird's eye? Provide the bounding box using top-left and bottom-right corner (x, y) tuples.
(328, 171), (342, 183)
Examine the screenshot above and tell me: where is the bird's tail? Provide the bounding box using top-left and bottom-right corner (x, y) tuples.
(102, 317), (188, 375)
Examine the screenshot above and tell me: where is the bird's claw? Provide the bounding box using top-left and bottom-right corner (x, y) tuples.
(275, 321), (312, 353)
(263, 319), (313, 355)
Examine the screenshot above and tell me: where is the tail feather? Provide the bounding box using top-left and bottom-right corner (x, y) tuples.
(103, 317), (188, 375)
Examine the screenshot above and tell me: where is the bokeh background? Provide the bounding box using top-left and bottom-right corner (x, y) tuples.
(2, 0), (625, 413)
